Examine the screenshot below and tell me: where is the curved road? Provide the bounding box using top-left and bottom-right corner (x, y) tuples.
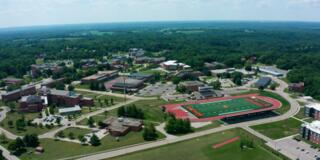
(67, 77), (300, 160)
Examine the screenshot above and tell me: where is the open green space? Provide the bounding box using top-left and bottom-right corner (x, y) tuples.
(251, 118), (302, 140)
(19, 130), (165, 160)
(56, 127), (92, 138)
(77, 91), (125, 107)
(193, 121), (224, 132)
(184, 98), (264, 118)
(77, 99), (175, 126)
(0, 112), (56, 136)
(19, 132), (145, 160)
(108, 128), (285, 160)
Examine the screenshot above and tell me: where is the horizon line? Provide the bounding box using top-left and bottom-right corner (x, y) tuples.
(1, 19), (320, 31)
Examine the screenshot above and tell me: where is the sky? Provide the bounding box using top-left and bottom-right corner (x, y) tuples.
(0, 0), (320, 28)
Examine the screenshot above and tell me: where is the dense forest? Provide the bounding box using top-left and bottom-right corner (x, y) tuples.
(1, 21), (320, 98)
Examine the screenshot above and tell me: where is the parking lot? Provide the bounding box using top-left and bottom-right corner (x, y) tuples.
(267, 137), (320, 160)
(137, 83), (176, 97)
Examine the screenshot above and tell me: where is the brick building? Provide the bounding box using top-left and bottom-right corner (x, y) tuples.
(301, 121), (320, 144)
(103, 117), (143, 137)
(81, 70), (118, 84)
(305, 103), (320, 120)
(19, 95), (47, 112)
(180, 81), (205, 92)
(47, 89), (93, 107)
(289, 82), (304, 93)
(1, 85), (36, 102)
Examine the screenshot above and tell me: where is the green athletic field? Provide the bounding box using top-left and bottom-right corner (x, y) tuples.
(183, 98), (263, 118)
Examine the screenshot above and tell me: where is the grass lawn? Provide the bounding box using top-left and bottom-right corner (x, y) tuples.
(231, 90), (290, 115)
(77, 99), (169, 126)
(251, 118), (302, 140)
(19, 131), (150, 160)
(193, 121), (223, 132)
(74, 83), (90, 89)
(294, 108), (308, 119)
(77, 91), (125, 106)
(56, 127), (92, 139)
(108, 128), (284, 160)
(0, 112), (56, 136)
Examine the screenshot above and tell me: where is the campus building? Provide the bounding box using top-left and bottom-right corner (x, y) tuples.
(192, 86), (218, 100)
(31, 63), (63, 78)
(81, 70), (119, 84)
(128, 73), (154, 82)
(289, 82), (304, 93)
(19, 95), (47, 113)
(258, 66), (287, 77)
(111, 78), (144, 93)
(2, 77), (23, 86)
(41, 78), (65, 88)
(160, 60), (190, 71)
(128, 48), (145, 58)
(301, 121), (320, 144)
(103, 117), (143, 137)
(58, 105), (82, 115)
(255, 77), (272, 88)
(1, 85), (37, 102)
(134, 57), (165, 64)
(180, 81), (205, 92)
(304, 103), (320, 120)
(46, 89), (94, 107)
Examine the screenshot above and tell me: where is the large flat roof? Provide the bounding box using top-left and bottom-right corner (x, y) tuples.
(59, 105), (81, 114)
(82, 70), (118, 80)
(304, 121), (320, 135)
(305, 103), (320, 111)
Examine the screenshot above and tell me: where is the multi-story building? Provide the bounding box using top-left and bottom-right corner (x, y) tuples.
(1, 85), (36, 102)
(81, 70), (118, 84)
(46, 89), (94, 107)
(305, 103), (320, 120)
(19, 95), (47, 112)
(180, 81), (205, 92)
(2, 78), (23, 86)
(301, 121), (320, 144)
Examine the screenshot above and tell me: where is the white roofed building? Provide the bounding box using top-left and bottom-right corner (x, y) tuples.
(59, 105), (82, 115)
(160, 60), (190, 71)
(301, 121), (320, 144)
(305, 103), (320, 120)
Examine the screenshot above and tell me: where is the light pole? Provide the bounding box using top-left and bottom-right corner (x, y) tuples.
(119, 72), (130, 103)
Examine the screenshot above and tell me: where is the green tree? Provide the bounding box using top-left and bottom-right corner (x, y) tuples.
(211, 80), (221, 90)
(90, 134), (101, 146)
(143, 123), (158, 141)
(68, 85), (75, 91)
(87, 117), (95, 128)
(23, 134), (39, 148)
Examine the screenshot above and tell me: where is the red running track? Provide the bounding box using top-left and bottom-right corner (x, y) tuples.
(212, 136), (240, 149)
(163, 94), (282, 122)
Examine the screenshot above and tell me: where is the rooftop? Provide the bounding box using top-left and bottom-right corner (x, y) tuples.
(50, 89), (80, 98)
(304, 121), (320, 134)
(59, 105), (82, 114)
(180, 81), (204, 87)
(82, 70), (118, 81)
(305, 103), (320, 111)
(259, 66), (287, 76)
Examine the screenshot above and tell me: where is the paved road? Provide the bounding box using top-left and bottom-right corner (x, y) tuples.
(0, 107), (20, 160)
(75, 88), (157, 101)
(0, 107), (19, 140)
(69, 77), (300, 160)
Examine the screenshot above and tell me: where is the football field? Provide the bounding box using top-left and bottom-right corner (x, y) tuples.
(183, 98), (265, 118)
